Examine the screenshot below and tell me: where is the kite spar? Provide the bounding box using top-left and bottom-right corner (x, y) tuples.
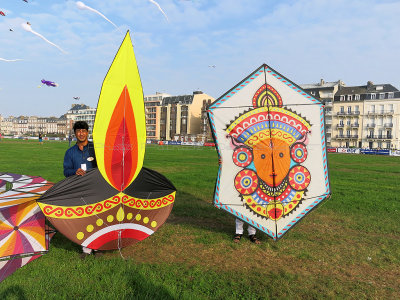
(207, 64), (331, 240)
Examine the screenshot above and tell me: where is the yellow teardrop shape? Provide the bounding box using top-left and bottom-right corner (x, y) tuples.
(117, 206), (125, 222)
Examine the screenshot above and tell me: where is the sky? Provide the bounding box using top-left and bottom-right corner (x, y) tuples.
(1, 0), (400, 117)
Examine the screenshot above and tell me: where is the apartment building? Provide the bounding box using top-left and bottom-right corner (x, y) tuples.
(0, 115), (71, 136)
(159, 91), (215, 141)
(332, 82), (400, 149)
(300, 79), (346, 147)
(144, 92), (170, 140)
(65, 104), (96, 135)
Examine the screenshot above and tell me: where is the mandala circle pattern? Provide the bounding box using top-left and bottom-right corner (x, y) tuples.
(234, 169), (258, 195)
(232, 147), (253, 167)
(290, 143), (308, 163)
(288, 166), (310, 191)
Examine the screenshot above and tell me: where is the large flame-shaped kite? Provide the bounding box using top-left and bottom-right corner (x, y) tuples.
(207, 64), (331, 240)
(0, 173), (54, 282)
(37, 31), (176, 251)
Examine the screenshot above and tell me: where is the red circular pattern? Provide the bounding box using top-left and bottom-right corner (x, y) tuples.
(288, 166), (311, 191)
(232, 147), (253, 167)
(234, 169), (258, 195)
(290, 143), (308, 163)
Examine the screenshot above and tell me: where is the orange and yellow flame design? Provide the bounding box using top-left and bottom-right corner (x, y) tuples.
(93, 31), (146, 191)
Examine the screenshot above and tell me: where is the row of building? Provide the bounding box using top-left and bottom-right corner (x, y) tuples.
(2, 81), (400, 149)
(300, 80), (400, 149)
(0, 91), (215, 142)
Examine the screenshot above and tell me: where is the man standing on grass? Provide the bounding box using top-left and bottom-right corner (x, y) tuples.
(63, 121), (97, 177)
(63, 121), (98, 258)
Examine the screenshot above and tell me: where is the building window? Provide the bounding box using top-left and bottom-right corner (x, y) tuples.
(355, 94), (360, 100)
(347, 95), (352, 101)
(388, 92), (394, 99)
(371, 93), (376, 99)
(370, 105), (375, 113)
(340, 95), (345, 101)
(340, 106), (344, 113)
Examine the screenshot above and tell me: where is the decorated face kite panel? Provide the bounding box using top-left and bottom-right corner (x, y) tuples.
(226, 84), (311, 221)
(207, 64), (330, 240)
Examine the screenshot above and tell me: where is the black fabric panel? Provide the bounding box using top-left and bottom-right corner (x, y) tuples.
(38, 167), (176, 206)
(38, 169), (117, 206)
(124, 167), (176, 198)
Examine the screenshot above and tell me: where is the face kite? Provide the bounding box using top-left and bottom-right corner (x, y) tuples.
(208, 64), (330, 240)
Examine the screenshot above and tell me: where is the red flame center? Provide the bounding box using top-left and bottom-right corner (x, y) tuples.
(104, 85), (138, 191)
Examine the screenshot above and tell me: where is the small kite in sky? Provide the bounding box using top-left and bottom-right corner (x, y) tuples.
(73, 96), (80, 100)
(21, 22), (67, 54)
(0, 11), (5, 16)
(76, 1), (119, 30)
(148, 0), (169, 22)
(9, 29), (13, 31)
(23, 0), (29, 2)
(39, 79), (59, 87)
(0, 58), (23, 62)
(208, 65), (216, 68)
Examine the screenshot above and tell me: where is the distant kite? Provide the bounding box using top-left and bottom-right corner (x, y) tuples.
(23, 0), (28, 2)
(0, 11), (5, 16)
(148, 0), (169, 22)
(39, 79), (59, 87)
(73, 96), (80, 100)
(21, 22), (67, 54)
(76, 1), (119, 30)
(208, 65), (216, 68)
(0, 58), (23, 62)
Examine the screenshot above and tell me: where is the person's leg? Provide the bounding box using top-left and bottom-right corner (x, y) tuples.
(248, 225), (261, 244)
(81, 246), (92, 255)
(233, 219), (244, 243)
(235, 218), (244, 234)
(247, 225), (256, 236)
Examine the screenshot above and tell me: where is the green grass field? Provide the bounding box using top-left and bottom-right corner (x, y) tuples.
(0, 140), (399, 299)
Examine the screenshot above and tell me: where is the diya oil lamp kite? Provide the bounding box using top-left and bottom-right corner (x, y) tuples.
(38, 32), (176, 251)
(207, 64), (331, 240)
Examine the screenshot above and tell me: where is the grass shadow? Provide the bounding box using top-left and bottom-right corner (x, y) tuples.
(0, 285), (27, 300)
